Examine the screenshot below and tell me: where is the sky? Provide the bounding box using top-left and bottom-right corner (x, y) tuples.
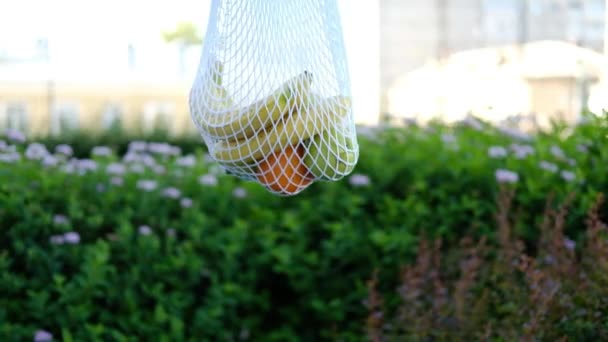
(0, 0), (213, 83)
(0, 0), (210, 44)
(0, 0), (211, 61)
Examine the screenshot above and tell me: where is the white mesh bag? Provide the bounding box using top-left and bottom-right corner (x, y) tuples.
(189, 0), (359, 196)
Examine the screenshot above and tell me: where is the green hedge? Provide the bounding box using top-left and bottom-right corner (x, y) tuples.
(1, 113), (607, 341)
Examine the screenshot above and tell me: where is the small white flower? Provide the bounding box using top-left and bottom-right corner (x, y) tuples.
(138, 225), (152, 235)
(146, 142), (165, 154)
(232, 187), (247, 198)
(110, 177), (124, 186)
(77, 159), (98, 173)
(50, 231), (79, 245)
(25, 143), (48, 160)
(63, 232), (80, 244)
(170, 146), (182, 156)
(488, 146), (507, 158)
(123, 151), (142, 163)
(55, 144), (73, 156)
(0, 139), (6, 151)
(53, 214), (69, 225)
(561, 170), (576, 182)
(510, 144), (535, 159)
(148, 142), (176, 155)
(91, 146), (112, 157)
(550, 145), (566, 159)
(137, 179), (157, 191)
(128, 141), (147, 152)
(441, 133), (456, 143)
(162, 187), (181, 199)
(461, 116), (483, 130)
(141, 154), (156, 167)
(495, 169), (519, 183)
(4, 128), (25, 143)
(349, 174), (371, 187)
(0, 152), (20, 163)
(199, 174), (218, 186)
(498, 126), (531, 141)
(96, 183), (106, 192)
(539, 161), (558, 173)
(180, 197), (193, 208)
(33, 329), (53, 342)
(42, 155), (58, 167)
(564, 237), (576, 251)
(106, 163), (126, 175)
(123, 151), (155, 166)
(167, 228), (176, 237)
(176, 155), (196, 167)
(567, 158), (576, 167)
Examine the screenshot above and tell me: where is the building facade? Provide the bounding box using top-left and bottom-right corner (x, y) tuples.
(380, 0), (606, 111)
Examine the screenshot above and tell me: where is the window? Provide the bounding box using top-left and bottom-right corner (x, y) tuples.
(51, 103), (80, 135)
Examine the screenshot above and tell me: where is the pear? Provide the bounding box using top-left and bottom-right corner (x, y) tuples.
(303, 126), (358, 180)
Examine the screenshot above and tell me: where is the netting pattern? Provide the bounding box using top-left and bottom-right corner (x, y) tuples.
(189, 0), (358, 195)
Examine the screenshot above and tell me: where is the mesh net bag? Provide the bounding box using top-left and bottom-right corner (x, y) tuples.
(189, 0), (359, 196)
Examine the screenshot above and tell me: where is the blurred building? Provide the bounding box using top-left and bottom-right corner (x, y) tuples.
(0, 0), (382, 135)
(380, 0), (484, 100)
(337, 0), (382, 126)
(380, 0), (606, 113)
(0, 42), (201, 137)
(0, 0), (210, 137)
(387, 40), (605, 128)
(528, 0), (605, 49)
(1, 0), (606, 133)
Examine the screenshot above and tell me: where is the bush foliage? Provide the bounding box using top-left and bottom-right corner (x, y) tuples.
(1, 113), (607, 341)
(366, 190), (608, 341)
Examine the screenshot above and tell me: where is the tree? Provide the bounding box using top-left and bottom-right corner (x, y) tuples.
(162, 22), (203, 77)
(162, 22), (203, 46)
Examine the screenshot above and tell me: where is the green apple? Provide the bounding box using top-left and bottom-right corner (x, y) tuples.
(303, 127), (358, 180)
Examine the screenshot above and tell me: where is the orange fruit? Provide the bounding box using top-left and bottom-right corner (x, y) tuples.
(257, 144), (313, 194)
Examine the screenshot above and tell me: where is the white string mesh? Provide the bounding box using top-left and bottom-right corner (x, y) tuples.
(189, 0), (358, 196)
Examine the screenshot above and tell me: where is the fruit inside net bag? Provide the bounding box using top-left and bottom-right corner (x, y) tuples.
(189, 0), (359, 196)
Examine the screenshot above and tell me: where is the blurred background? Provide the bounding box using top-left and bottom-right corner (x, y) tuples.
(3, 2), (608, 340)
(0, 0), (606, 137)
